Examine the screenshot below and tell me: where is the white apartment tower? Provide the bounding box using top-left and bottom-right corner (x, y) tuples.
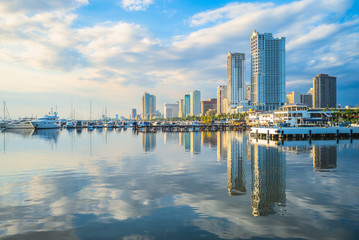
(250, 30), (286, 111)
(190, 90), (201, 116)
(217, 85), (227, 114)
(227, 52), (246, 109)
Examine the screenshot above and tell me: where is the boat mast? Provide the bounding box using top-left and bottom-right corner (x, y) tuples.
(90, 99), (92, 121)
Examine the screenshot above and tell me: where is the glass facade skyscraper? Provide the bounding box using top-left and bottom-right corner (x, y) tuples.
(250, 30), (286, 111)
(227, 52), (246, 109)
(142, 92), (156, 120)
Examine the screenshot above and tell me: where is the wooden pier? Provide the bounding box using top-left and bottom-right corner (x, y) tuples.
(251, 126), (359, 140)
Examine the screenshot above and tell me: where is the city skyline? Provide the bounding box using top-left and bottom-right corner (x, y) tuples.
(1, 0), (358, 119)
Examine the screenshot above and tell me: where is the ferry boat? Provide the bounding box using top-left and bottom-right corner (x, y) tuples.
(5, 120), (34, 129)
(31, 112), (61, 129)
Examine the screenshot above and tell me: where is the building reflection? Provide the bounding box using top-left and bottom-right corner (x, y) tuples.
(313, 145), (337, 171)
(227, 133), (247, 196)
(190, 132), (201, 154)
(217, 131), (228, 162)
(201, 132), (217, 148)
(179, 132), (201, 154)
(142, 132), (156, 152)
(250, 144), (286, 216)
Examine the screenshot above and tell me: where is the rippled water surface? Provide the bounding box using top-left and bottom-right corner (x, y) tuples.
(0, 128), (359, 240)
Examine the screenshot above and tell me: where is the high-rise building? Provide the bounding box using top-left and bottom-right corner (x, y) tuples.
(178, 99), (184, 118)
(201, 98), (217, 116)
(183, 94), (191, 117)
(142, 92), (156, 119)
(227, 52), (246, 109)
(217, 85), (227, 114)
(164, 103), (179, 119)
(250, 30), (286, 111)
(301, 88), (313, 108)
(313, 74), (337, 108)
(286, 91), (301, 105)
(131, 109), (137, 119)
(190, 90), (201, 116)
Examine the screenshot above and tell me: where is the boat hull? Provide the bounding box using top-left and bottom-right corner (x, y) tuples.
(31, 121), (61, 129)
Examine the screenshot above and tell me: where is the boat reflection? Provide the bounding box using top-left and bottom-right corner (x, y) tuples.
(31, 129), (61, 143)
(3, 128), (35, 137)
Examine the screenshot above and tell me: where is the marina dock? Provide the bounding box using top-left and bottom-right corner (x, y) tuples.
(251, 126), (359, 140)
(134, 123), (246, 132)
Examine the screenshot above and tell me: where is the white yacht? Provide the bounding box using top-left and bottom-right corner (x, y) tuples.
(31, 112), (61, 129)
(5, 120), (34, 129)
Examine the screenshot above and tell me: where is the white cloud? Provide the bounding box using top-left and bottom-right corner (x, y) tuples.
(120, 0), (153, 11)
(0, 0), (358, 117)
(0, 0), (88, 13)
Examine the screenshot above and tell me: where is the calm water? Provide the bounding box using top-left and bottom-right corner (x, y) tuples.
(0, 128), (358, 240)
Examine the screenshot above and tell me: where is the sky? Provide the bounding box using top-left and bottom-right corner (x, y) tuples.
(0, 0), (358, 119)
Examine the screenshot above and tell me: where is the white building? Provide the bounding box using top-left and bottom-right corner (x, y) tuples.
(190, 90), (201, 116)
(247, 104), (333, 126)
(164, 103), (179, 119)
(250, 30), (286, 111)
(227, 52), (246, 109)
(217, 86), (227, 114)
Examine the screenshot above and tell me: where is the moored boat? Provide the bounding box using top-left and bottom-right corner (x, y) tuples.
(5, 120), (34, 129)
(31, 112), (61, 129)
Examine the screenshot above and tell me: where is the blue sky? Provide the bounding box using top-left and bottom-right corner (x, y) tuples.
(0, 0), (358, 119)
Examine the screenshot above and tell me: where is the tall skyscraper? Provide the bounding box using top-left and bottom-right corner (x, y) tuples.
(217, 85), (227, 114)
(190, 90), (201, 116)
(227, 52), (246, 110)
(183, 94), (191, 117)
(250, 30), (286, 111)
(313, 74), (337, 108)
(131, 108), (137, 119)
(142, 92), (156, 119)
(178, 99), (184, 118)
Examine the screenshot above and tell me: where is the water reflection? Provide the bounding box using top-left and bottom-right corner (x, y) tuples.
(250, 144), (286, 216)
(31, 129), (60, 143)
(201, 132), (217, 148)
(0, 130), (358, 239)
(227, 133), (247, 196)
(142, 132), (156, 152)
(313, 145), (337, 171)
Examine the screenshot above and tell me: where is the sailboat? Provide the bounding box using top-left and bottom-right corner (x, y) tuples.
(0, 102), (12, 128)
